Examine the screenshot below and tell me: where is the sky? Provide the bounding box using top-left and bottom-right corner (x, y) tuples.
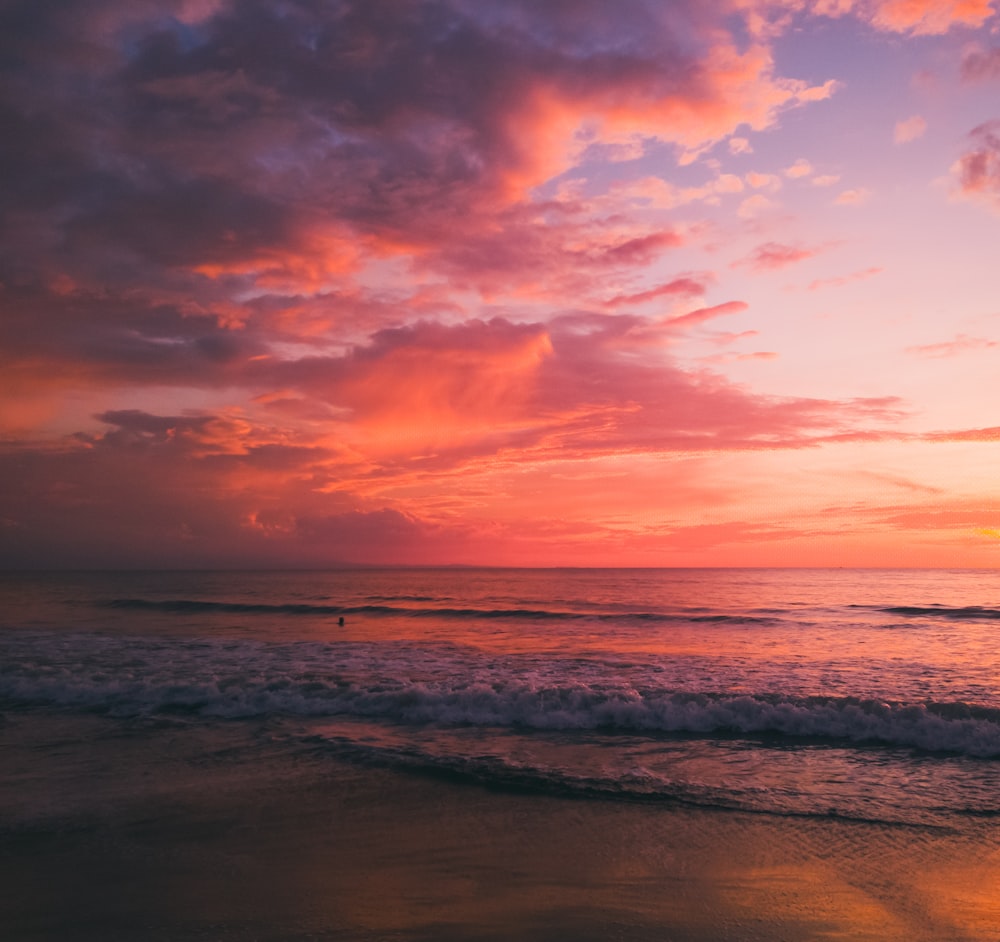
(1, 0), (999, 569)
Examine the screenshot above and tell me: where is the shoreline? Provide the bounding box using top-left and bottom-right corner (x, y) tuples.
(3, 712), (1000, 941)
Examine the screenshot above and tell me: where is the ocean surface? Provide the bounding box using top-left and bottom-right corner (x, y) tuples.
(3, 567), (1000, 830)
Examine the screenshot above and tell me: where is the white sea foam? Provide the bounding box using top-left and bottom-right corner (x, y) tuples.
(3, 631), (1000, 757)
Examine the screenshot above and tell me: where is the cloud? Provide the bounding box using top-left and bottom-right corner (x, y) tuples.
(736, 241), (820, 271)
(736, 350), (780, 360)
(922, 426), (1000, 442)
(808, 266), (882, 290)
(954, 121), (1000, 208)
(812, 174), (842, 186)
(893, 114), (927, 143)
(737, 0), (996, 45)
(0, 305), (913, 560)
(745, 171), (783, 190)
(906, 334), (999, 357)
(834, 187), (872, 205)
(604, 275), (712, 308)
(0, 0), (846, 308)
(665, 301), (750, 329)
(784, 158), (814, 178)
(2, 0), (989, 567)
(961, 45), (1000, 81)
(865, 0), (995, 34)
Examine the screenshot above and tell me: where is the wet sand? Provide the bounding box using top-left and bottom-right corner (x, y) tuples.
(3, 712), (1000, 941)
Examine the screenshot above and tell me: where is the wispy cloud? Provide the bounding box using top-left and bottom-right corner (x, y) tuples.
(736, 242), (821, 271)
(808, 267), (882, 291)
(894, 115), (927, 143)
(906, 334), (999, 357)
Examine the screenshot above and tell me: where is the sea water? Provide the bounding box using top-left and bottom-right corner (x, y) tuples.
(2, 568), (1000, 829)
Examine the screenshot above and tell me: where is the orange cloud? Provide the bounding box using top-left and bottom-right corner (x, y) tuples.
(336, 321), (555, 455)
(866, 0), (994, 34)
(922, 426), (1000, 442)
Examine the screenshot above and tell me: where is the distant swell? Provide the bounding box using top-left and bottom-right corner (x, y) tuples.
(101, 597), (773, 624)
(881, 605), (1000, 621)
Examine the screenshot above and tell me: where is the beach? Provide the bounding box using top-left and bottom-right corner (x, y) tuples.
(4, 710), (1000, 942)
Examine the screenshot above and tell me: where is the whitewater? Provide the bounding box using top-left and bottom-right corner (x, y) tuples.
(3, 567), (1000, 828)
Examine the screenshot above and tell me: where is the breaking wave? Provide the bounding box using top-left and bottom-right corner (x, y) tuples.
(3, 632), (1000, 757)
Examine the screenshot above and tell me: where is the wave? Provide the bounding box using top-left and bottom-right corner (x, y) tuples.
(100, 597), (775, 624)
(4, 641), (1000, 756)
(306, 736), (953, 827)
(880, 605), (1000, 621)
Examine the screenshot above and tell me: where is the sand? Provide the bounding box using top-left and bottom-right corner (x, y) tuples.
(2, 712), (1000, 941)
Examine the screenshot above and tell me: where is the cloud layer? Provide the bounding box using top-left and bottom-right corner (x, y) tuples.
(1, 0), (998, 566)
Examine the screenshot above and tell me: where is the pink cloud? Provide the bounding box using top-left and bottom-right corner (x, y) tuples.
(736, 351), (780, 361)
(746, 171), (783, 190)
(834, 187), (871, 205)
(906, 334), (999, 357)
(893, 114), (927, 143)
(954, 121), (1000, 207)
(3, 0), (997, 567)
(784, 158), (814, 178)
(604, 275), (711, 308)
(808, 267), (882, 290)
(665, 301), (750, 329)
(707, 329), (761, 346)
(961, 46), (1000, 81)
(598, 232), (684, 265)
(736, 241), (820, 271)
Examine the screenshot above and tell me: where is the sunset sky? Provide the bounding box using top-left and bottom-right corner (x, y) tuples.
(2, 0), (999, 568)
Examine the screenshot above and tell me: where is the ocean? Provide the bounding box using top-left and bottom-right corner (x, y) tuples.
(3, 567), (1000, 940)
